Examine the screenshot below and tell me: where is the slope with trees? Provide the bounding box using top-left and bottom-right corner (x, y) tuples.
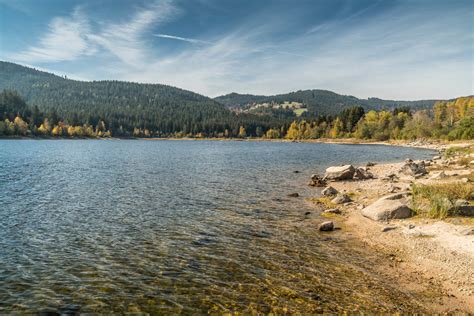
(215, 90), (439, 116)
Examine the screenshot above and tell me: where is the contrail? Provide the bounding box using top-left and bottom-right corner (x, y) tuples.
(154, 33), (210, 44)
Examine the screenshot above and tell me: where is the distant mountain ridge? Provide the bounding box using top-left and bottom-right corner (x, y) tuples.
(215, 90), (441, 115)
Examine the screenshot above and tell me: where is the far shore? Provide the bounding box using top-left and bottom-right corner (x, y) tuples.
(2, 135), (471, 151)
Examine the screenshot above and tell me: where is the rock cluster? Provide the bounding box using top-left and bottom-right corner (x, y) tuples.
(399, 159), (427, 177)
(353, 167), (374, 180)
(322, 164), (374, 182)
(308, 174), (326, 187)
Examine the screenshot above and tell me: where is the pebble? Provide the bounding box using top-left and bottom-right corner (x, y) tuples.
(382, 226), (397, 232)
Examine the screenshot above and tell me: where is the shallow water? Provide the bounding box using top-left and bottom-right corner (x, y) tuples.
(0, 140), (434, 313)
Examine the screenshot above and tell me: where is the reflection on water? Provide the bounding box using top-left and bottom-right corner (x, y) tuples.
(0, 140), (434, 313)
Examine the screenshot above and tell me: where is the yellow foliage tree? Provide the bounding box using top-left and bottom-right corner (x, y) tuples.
(238, 126), (246, 138)
(285, 121), (299, 139)
(38, 124), (49, 135)
(51, 125), (62, 136)
(14, 116), (29, 135)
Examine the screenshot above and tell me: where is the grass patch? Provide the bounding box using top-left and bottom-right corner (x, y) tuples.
(412, 182), (473, 218)
(444, 146), (474, 158)
(457, 156), (472, 167)
(308, 197), (336, 208)
(293, 108), (308, 117)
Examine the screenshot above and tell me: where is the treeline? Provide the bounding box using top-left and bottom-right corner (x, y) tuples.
(0, 90), (112, 137)
(1, 89), (472, 140)
(0, 90), (288, 138)
(280, 97), (473, 141)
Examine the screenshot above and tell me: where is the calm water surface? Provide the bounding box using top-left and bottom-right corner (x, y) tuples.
(0, 140), (434, 314)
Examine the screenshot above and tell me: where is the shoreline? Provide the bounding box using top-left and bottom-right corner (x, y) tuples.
(307, 140), (474, 312)
(1, 135), (470, 151)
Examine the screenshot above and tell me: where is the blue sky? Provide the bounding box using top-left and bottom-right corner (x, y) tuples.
(0, 0), (472, 99)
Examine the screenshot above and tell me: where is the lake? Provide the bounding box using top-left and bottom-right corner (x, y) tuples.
(0, 140), (434, 314)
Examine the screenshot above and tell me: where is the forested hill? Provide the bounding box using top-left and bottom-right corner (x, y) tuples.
(215, 90), (439, 115)
(0, 61), (244, 135)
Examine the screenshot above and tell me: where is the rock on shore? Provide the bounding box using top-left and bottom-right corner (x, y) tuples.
(323, 165), (355, 181)
(361, 193), (413, 221)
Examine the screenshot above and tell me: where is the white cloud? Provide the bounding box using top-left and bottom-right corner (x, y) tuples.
(14, 8), (94, 62)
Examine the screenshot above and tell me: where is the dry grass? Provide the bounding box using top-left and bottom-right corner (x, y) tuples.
(412, 182), (473, 218)
(444, 146), (474, 158)
(457, 157), (472, 167)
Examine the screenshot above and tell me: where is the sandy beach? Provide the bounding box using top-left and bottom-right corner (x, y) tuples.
(306, 141), (474, 312)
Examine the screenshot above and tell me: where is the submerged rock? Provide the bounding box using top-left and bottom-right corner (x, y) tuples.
(319, 221), (334, 231)
(331, 194), (352, 204)
(323, 165), (355, 181)
(361, 193), (413, 221)
(321, 186), (338, 196)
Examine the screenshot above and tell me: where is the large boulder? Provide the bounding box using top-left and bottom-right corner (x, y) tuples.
(361, 193), (413, 221)
(399, 160), (427, 176)
(323, 165), (355, 181)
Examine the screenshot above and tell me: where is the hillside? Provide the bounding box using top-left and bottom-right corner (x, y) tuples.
(0, 61), (243, 135)
(215, 90), (439, 115)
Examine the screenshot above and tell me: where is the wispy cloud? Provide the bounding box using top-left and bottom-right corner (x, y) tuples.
(14, 7), (94, 62)
(154, 33), (210, 44)
(88, 0), (180, 67)
(12, 0), (180, 67)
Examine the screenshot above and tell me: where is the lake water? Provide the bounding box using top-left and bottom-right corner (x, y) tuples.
(0, 140), (434, 314)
